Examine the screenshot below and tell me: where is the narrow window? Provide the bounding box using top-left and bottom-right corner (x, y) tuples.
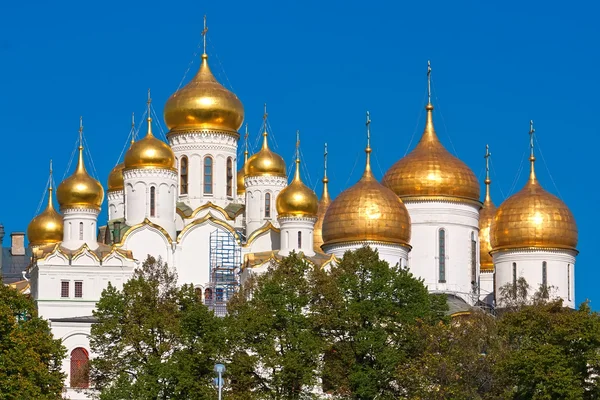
(471, 232), (477, 285)
(265, 193), (271, 218)
(512, 262), (517, 297)
(298, 231), (302, 249)
(180, 156), (188, 195)
(79, 222), (83, 240)
(542, 261), (548, 289)
(70, 348), (90, 388)
(567, 264), (571, 301)
(61, 281), (70, 298)
(75, 281), (83, 298)
(226, 157), (233, 197)
(438, 229), (446, 282)
(205, 288), (213, 304)
(150, 186), (156, 217)
(204, 156), (213, 194)
(216, 288), (224, 302)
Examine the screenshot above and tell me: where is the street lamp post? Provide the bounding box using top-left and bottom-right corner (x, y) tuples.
(214, 363), (226, 400)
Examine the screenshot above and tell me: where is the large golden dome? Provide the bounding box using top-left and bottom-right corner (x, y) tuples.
(164, 54), (244, 134)
(313, 174), (331, 252)
(276, 158), (318, 218)
(107, 162), (125, 192)
(57, 142), (104, 211)
(245, 131), (286, 177)
(323, 133), (411, 247)
(490, 157), (577, 252)
(479, 157), (496, 271)
(28, 176), (63, 247)
(125, 117), (176, 171)
(382, 103), (480, 203)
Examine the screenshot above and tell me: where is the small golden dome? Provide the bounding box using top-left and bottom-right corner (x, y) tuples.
(245, 131), (286, 177)
(313, 176), (331, 252)
(479, 167), (496, 271)
(124, 117), (176, 171)
(28, 172), (63, 246)
(57, 140), (104, 211)
(490, 157), (577, 252)
(383, 103), (480, 202)
(107, 162), (125, 192)
(164, 54), (244, 134)
(323, 124), (411, 247)
(276, 158), (318, 218)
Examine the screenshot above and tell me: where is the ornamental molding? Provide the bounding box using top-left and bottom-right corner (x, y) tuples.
(123, 168), (177, 180)
(168, 130), (240, 143)
(323, 240), (412, 252)
(62, 207), (100, 216)
(171, 144), (237, 153)
(491, 246), (579, 257)
(277, 215), (318, 223)
(107, 191), (124, 201)
(402, 195), (482, 209)
(245, 176), (287, 187)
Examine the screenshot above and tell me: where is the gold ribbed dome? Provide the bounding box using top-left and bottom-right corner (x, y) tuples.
(479, 151), (496, 271)
(383, 103), (480, 203)
(107, 162), (125, 192)
(323, 124), (411, 247)
(490, 154), (577, 252)
(164, 54), (244, 134)
(57, 139), (104, 210)
(276, 157), (318, 218)
(125, 116), (176, 171)
(314, 175), (331, 252)
(245, 131), (286, 177)
(28, 170), (63, 246)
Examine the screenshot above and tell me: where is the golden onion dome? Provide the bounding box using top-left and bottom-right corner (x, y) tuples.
(57, 139), (104, 211)
(276, 157), (319, 218)
(313, 175), (331, 252)
(490, 153), (577, 252)
(28, 171), (63, 246)
(245, 131), (286, 177)
(164, 53), (244, 134)
(382, 103), (480, 203)
(323, 123), (411, 247)
(124, 116), (176, 171)
(479, 156), (496, 271)
(107, 162), (125, 192)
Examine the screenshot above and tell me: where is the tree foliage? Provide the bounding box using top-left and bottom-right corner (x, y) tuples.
(0, 278), (66, 399)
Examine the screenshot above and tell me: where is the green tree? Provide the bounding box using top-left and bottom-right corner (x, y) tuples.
(225, 252), (324, 399)
(0, 278), (66, 399)
(90, 256), (222, 400)
(311, 246), (448, 399)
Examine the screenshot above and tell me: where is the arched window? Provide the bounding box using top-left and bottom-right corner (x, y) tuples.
(79, 222), (83, 240)
(204, 156), (213, 194)
(298, 231), (302, 249)
(205, 288), (213, 304)
(512, 262), (517, 297)
(265, 193), (271, 218)
(70, 348), (89, 388)
(567, 264), (571, 301)
(180, 156), (188, 195)
(150, 186), (156, 217)
(438, 229), (446, 282)
(471, 232), (477, 285)
(542, 261), (548, 289)
(226, 157), (233, 197)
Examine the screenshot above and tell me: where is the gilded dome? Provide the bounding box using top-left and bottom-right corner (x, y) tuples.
(245, 131), (286, 177)
(490, 159), (577, 252)
(107, 162), (125, 192)
(164, 54), (244, 134)
(323, 142), (411, 247)
(57, 144), (104, 211)
(28, 181), (63, 247)
(124, 117), (176, 171)
(479, 177), (497, 271)
(383, 104), (480, 202)
(276, 159), (318, 218)
(313, 176), (331, 252)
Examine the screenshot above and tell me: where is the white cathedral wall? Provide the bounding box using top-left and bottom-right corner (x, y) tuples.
(404, 201), (480, 305)
(61, 208), (100, 251)
(107, 190), (124, 221)
(122, 226), (172, 267)
(493, 249), (576, 308)
(244, 176), (287, 235)
(278, 216), (316, 257)
(479, 271), (494, 306)
(322, 241), (410, 268)
(243, 229), (281, 255)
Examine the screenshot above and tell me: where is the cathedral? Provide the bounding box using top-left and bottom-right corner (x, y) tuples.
(16, 25), (578, 399)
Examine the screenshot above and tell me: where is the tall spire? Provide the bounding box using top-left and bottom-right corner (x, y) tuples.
(243, 123), (249, 163)
(131, 112), (136, 144)
(76, 116), (87, 174)
(322, 143), (330, 202)
(202, 15), (208, 55)
(422, 61), (438, 143)
(364, 111), (372, 176)
(261, 103), (270, 150)
(47, 159), (55, 210)
(146, 89), (154, 137)
(484, 144), (492, 203)
(529, 120), (536, 182)
(427, 60), (432, 105)
(294, 130), (301, 181)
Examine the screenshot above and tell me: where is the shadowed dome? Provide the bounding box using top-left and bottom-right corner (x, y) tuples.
(276, 159), (318, 218)
(245, 131), (286, 177)
(124, 117), (175, 171)
(383, 104), (480, 202)
(107, 162), (125, 192)
(164, 54), (244, 134)
(57, 144), (104, 211)
(28, 180), (63, 246)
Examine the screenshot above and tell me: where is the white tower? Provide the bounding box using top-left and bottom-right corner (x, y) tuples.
(490, 121), (578, 308)
(276, 131), (319, 257)
(56, 119), (105, 251)
(107, 114), (136, 222)
(123, 93), (178, 239)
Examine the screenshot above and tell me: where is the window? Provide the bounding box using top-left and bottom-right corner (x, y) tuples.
(226, 157), (233, 197)
(298, 231), (302, 249)
(204, 156), (213, 194)
(70, 348), (90, 388)
(150, 186), (156, 217)
(75, 281), (83, 298)
(61, 281), (70, 298)
(205, 288), (213, 304)
(512, 262), (517, 297)
(542, 261), (547, 289)
(438, 229), (446, 282)
(265, 193), (271, 218)
(567, 264), (571, 301)
(79, 222), (83, 240)
(180, 156), (188, 195)
(471, 232), (477, 285)
(216, 288), (224, 302)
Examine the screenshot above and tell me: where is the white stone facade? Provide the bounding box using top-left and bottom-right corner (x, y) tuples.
(322, 241), (410, 269)
(61, 208), (101, 251)
(278, 216), (317, 257)
(244, 175), (287, 234)
(107, 190), (124, 221)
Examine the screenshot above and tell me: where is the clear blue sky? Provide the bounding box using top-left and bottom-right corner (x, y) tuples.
(1, 0), (597, 306)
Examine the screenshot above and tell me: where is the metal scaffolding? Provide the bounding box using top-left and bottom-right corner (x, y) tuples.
(206, 229), (241, 316)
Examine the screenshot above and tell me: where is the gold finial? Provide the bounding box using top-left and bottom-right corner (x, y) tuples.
(202, 15), (208, 55)
(243, 123), (249, 162)
(263, 103), (268, 124)
(75, 117), (87, 174)
(261, 103), (269, 149)
(131, 112), (136, 144)
(322, 143), (330, 201)
(78, 116), (84, 150)
(427, 60), (432, 105)
(484, 144), (492, 202)
(294, 130), (301, 181)
(364, 111), (372, 175)
(146, 89), (154, 137)
(529, 120), (536, 181)
(48, 159), (55, 209)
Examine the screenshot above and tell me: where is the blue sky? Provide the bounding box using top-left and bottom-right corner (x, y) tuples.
(1, 0), (597, 305)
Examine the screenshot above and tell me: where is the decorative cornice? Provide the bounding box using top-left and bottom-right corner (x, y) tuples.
(277, 215), (318, 222)
(62, 207), (100, 215)
(401, 195), (482, 208)
(114, 218), (173, 247)
(245, 175), (287, 187)
(123, 168), (177, 179)
(244, 221), (280, 248)
(323, 239), (412, 252)
(176, 214), (240, 244)
(170, 144), (237, 152)
(490, 246), (579, 256)
(168, 128), (240, 140)
(71, 243), (101, 263)
(107, 190), (124, 200)
(189, 202), (234, 220)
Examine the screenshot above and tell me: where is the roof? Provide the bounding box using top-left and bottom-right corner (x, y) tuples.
(244, 250), (336, 270)
(445, 294), (474, 316)
(1, 247), (32, 284)
(50, 315), (97, 323)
